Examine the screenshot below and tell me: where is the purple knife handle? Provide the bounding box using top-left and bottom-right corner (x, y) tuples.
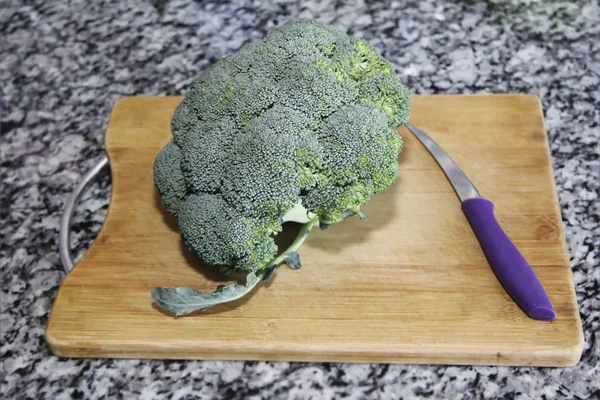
(461, 198), (556, 321)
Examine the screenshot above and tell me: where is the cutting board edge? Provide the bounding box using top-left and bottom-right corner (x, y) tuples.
(528, 95), (584, 354)
(45, 330), (583, 367)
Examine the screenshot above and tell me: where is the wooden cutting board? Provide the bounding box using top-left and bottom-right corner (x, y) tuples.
(46, 94), (583, 366)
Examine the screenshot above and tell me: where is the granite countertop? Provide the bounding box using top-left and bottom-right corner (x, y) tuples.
(1, 0), (599, 398)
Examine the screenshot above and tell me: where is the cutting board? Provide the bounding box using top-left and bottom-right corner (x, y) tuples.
(46, 94), (583, 366)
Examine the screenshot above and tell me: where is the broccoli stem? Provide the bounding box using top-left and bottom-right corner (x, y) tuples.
(270, 216), (320, 269)
(318, 207), (367, 230)
(152, 215), (320, 316)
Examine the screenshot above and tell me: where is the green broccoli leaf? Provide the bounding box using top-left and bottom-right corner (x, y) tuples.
(152, 213), (320, 316)
(151, 272), (261, 316)
(281, 251), (302, 270)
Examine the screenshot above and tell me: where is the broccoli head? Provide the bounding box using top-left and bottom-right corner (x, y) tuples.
(154, 19), (410, 278)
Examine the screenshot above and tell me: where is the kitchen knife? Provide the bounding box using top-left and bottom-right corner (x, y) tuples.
(405, 122), (556, 321)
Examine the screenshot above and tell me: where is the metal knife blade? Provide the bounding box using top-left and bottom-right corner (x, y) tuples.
(405, 123), (480, 202)
(404, 122), (556, 322)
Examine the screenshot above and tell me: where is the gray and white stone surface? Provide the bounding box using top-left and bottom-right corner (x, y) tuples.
(1, 0), (599, 399)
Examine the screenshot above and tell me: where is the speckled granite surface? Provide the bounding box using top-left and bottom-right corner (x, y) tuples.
(1, 0), (599, 399)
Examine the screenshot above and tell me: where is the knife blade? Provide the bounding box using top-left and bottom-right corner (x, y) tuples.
(405, 122), (556, 321)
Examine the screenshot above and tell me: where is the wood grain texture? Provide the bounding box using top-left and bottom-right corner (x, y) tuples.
(45, 95), (584, 366)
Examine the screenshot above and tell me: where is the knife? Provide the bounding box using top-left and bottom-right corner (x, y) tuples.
(405, 122), (556, 321)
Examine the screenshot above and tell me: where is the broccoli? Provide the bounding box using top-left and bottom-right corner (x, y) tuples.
(152, 19), (410, 316)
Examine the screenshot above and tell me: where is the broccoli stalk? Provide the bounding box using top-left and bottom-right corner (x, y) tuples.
(262, 213), (320, 276)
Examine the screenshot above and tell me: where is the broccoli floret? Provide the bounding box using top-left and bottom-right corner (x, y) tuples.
(152, 19), (410, 315)
(153, 140), (186, 217)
